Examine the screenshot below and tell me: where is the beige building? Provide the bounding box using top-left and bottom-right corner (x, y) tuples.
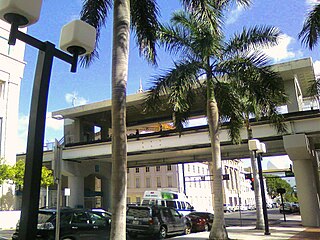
(0, 20), (26, 210)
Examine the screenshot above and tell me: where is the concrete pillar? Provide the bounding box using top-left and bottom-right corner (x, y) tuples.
(68, 176), (84, 208)
(283, 134), (320, 227)
(284, 75), (303, 113)
(101, 177), (112, 211)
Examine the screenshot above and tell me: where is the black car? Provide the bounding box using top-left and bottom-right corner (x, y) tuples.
(126, 205), (191, 239)
(186, 211), (214, 232)
(12, 208), (111, 240)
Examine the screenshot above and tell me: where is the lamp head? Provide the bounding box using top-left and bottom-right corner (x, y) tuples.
(257, 142), (266, 154)
(248, 139), (261, 151)
(59, 20), (96, 56)
(0, 0), (42, 27)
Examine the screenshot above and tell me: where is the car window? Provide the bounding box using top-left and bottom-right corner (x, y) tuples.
(160, 200), (166, 207)
(38, 212), (54, 224)
(181, 202), (186, 209)
(185, 202), (192, 209)
(177, 201), (181, 209)
(170, 208), (180, 218)
(127, 208), (150, 218)
(166, 200), (177, 208)
(88, 212), (106, 227)
(72, 212), (89, 224)
(161, 208), (173, 220)
(60, 212), (72, 225)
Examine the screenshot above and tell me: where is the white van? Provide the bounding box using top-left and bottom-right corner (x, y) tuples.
(141, 190), (195, 215)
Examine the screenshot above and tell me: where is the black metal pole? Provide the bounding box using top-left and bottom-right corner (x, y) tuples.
(256, 152), (270, 235)
(19, 43), (55, 240)
(280, 193), (286, 222)
(182, 163), (186, 196)
(6, 22), (78, 240)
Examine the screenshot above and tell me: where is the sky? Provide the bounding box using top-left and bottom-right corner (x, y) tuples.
(16, 0), (320, 171)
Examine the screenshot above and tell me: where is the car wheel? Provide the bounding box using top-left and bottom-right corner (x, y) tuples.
(157, 226), (167, 239)
(204, 223), (210, 232)
(185, 223), (192, 235)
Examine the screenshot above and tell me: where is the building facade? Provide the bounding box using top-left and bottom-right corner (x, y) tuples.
(0, 20), (26, 210)
(127, 160), (255, 212)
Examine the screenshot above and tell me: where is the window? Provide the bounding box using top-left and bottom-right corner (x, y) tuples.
(198, 166), (200, 173)
(127, 197), (131, 204)
(135, 178), (140, 188)
(193, 165), (195, 173)
(146, 177), (151, 188)
(187, 165), (190, 172)
(156, 166), (161, 171)
(127, 168), (130, 173)
(167, 165), (172, 171)
(157, 177), (161, 187)
(0, 81), (5, 99)
(135, 168), (139, 173)
(146, 166), (150, 172)
(136, 197), (141, 204)
(167, 176), (172, 187)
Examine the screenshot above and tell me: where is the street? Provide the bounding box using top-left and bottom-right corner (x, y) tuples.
(0, 209), (297, 240)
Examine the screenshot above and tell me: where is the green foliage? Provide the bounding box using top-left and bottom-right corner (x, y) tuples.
(0, 158), (13, 184)
(265, 175), (298, 202)
(10, 160), (54, 189)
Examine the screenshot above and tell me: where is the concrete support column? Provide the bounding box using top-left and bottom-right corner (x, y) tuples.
(68, 176), (84, 208)
(284, 134), (320, 227)
(101, 177), (112, 211)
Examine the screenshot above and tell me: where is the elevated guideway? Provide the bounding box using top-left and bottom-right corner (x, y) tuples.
(36, 110), (320, 168)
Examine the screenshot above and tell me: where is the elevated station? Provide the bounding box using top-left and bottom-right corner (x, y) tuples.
(17, 57), (320, 227)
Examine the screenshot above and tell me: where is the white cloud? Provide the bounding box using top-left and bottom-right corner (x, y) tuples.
(313, 60), (320, 77)
(306, 0), (319, 5)
(226, 5), (245, 25)
(17, 112), (64, 154)
(262, 34), (302, 62)
(65, 92), (88, 107)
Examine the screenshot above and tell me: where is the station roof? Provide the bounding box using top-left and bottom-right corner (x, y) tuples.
(53, 57), (316, 128)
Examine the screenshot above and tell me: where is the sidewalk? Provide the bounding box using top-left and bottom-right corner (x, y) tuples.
(227, 215), (320, 239)
(173, 214), (320, 240)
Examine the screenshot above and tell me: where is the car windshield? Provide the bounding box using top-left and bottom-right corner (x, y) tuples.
(127, 208), (151, 218)
(38, 212), (55, 224)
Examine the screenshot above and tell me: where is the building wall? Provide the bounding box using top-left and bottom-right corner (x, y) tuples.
(127, 160), (254, 212)
(0, 20), (26, 210)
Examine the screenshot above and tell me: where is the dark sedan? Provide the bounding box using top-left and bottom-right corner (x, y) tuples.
(186, 211), (214, 232)
(12, 208), (111, 240)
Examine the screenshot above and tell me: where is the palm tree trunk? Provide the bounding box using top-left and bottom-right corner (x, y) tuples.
(110, 0), (130, 239)
(207, 75), (228, 240)
(247, 127), (264, 229)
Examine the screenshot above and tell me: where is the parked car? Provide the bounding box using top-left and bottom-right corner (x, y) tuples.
(12, 208), (111, 240)
(223, 204), (233, 213)
(279, 202), (300, 213)
(185, 211), (214, 232)
(126, 205), (191, 239)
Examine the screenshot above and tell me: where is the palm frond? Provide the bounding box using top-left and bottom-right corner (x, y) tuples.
(299, 4), (320, 50)
(224, 26), (281, 56)
(131, 0), (160, 65)
(144, 60), (202, 130)
(79, 0), (112, 67)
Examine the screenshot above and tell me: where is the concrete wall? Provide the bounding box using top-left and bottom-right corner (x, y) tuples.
(0, 210), (20, 230)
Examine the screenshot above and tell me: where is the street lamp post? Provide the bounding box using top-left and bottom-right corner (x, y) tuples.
(0, 1), (96, 239)
(248, 139), (271, 236)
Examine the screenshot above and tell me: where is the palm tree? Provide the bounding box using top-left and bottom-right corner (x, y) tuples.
(299, 3), (320, 50)
(80, 1), (160, 239)
(145, 10), (282, 239)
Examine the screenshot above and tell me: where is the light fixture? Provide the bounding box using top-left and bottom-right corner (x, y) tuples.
(248, 139), (261, 151)
(0, 0), (42, 27)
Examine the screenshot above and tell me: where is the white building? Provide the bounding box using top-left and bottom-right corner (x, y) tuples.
(0, 20), (26, 210)
(127, 160), (255, 212)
